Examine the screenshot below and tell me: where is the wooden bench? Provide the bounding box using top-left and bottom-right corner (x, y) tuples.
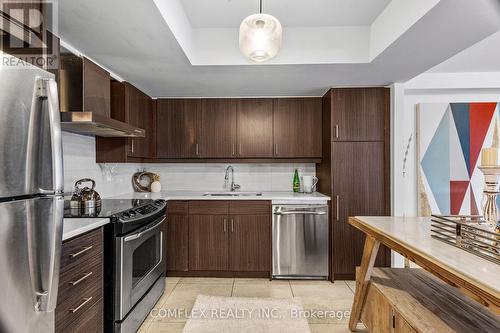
(360, 268), (500, 332)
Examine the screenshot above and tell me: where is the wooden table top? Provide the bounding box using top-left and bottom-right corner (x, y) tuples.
(349, 216), (500, 310)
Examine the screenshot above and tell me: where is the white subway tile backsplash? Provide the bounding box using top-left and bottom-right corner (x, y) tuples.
(62, 132), (316, 198)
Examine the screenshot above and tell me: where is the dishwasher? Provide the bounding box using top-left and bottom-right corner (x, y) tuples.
(272, 204), (329, 279)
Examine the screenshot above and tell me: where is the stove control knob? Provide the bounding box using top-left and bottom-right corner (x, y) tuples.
(122, 212), (130, 219)
(129, 210), (136, 217)
(155, 200), (163, 206)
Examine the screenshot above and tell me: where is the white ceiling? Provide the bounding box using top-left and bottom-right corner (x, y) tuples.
(57, 0), (500, 97)
(430, 30), (500, 73)
(180, 0), (391, 28)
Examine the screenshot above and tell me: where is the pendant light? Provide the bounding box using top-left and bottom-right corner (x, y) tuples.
(239, 0), (282, 63)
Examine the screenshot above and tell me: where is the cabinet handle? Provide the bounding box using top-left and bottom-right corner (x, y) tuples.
(195, 143), (199, 156)
(232, 144), (236, 156)
(131, 140), (134, 153)
(274, 143), (278, 156)
(223, 219), (227, 233)
(231, 219), (234, 233)
(70, 246), (93, 258)
(69, 297), (93, 313)
(69, 272), (93, 286)
(238, 144), (242, 156)
(336, 195), (340, 222)
(334, 125), (340, 139)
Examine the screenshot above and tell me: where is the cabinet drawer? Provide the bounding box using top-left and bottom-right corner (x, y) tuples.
(57, 261), (102, 307)
(189, 201), (228, 215)
(229, 201), (270, 215)
(61, 228), (103, 273)
(56, 280), (102, 332)
(168, 201), (189, 215)
(56, 297), (103, 333)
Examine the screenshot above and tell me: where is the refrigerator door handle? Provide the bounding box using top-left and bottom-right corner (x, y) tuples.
(27, 196), (64, 312)
(37, 78), (64, 194)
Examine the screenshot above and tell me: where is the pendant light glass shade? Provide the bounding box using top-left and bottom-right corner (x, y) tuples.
(239, 13), (282, 63)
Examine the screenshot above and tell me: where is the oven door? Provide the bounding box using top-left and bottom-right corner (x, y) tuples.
(115, 216), (165, 320)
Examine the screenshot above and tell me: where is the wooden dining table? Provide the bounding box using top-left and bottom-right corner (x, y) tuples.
(347, 216), (500, 332)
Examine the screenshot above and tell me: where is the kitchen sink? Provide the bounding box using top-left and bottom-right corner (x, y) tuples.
(203, 192), (263, 197)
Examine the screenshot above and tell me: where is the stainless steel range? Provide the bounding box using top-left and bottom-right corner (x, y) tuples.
(109, 199), (166, 333)
(66, 198), (167, 333)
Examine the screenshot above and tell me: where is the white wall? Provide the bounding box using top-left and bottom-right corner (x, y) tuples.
(390, 72), (500, 267)
(62, 132), (315, 198)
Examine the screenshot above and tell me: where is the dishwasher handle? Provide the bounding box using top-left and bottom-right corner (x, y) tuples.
(274, 211), (327, 216)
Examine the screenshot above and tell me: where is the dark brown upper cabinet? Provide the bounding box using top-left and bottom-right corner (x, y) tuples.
(96, 82), (156, 162)
(125, 83), (156, 158)
(200, 99), (237, 158)
(273, 98), (322, 158)
(99, 97), (322, 162)
(236, 98), (274, 158)
(330, 88), (389, 141)
(156, 99), (201, 158)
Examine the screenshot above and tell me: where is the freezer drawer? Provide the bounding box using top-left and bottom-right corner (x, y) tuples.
(272, 205), (328, 279)
(0, 196), (64, 333)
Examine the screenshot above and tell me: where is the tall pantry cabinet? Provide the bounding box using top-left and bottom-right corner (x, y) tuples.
(317, 88), (391, 280)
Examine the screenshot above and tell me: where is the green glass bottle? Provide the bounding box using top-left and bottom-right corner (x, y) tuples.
(293, 169), (300, 193)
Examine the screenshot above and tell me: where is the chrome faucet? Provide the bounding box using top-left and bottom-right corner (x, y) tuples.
(224, 165), (240, 192)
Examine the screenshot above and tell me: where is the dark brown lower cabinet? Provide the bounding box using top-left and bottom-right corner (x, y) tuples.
(56, 228), (103, 333)
(229, 214), (270, 272)
(189, 214), (229, 271)
(167, 200), (271, 276)
(166, 215), (189, 272)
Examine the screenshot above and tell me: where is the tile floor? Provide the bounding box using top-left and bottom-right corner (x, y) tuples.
(138, 277), (366, 333)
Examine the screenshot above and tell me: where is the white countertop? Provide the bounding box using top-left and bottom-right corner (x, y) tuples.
(63, 217), (109, 241)
(62, 191), (330, 240)
(351, 216), (500, 301)
(107, 190), (330, 204)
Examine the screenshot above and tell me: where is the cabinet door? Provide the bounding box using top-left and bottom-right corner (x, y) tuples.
(189, 215), (229, 271)
(273, 98), (322, 158)
(127, 86), (156, 158)
(200, 99), (237, 158)
(331, 88), (388, 141)
(83, 57), (110, 116)
(156, 99), (201, 158)
(166, 214), (189, 272)
(236, 99), (274, 157)
(332, 142), (389, 279)
(229, 214), (270, 272)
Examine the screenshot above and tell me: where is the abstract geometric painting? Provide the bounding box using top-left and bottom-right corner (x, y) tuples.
(417, 102), (500, 216)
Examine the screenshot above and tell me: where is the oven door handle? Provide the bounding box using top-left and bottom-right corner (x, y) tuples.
(274, 211), (327, 216)
(124, 217), (165, 242)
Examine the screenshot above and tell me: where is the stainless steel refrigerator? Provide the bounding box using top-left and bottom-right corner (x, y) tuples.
(0, 53), (64, 333)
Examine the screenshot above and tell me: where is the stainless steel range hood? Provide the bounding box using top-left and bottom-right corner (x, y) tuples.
(60, 112), (145, 137)
(56, 46), (145, 138)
